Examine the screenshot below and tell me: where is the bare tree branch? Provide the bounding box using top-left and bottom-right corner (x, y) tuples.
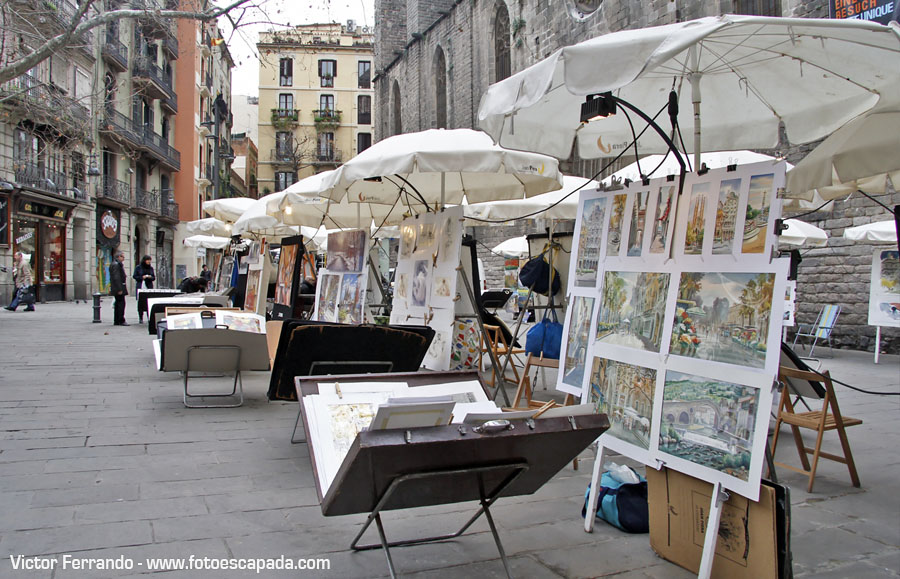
(0, 0), (254, 85)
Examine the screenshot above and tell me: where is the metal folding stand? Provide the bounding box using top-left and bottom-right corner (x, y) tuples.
(350, 462), (529, 579)
(183, 344), (244, 408)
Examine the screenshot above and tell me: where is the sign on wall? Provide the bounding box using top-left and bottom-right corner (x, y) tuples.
(830, 0), (898, 25)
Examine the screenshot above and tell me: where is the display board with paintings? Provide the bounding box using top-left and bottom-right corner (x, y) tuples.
(272, 235), (306, 320)
(559, 160), (789, 500)
(868, 248), (900, 328)
(389, 207), (464, 371)
(243, 241), (272, 316)
(313, 229), (369, 325)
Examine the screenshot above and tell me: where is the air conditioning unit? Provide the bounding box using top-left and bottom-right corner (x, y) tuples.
(346, 19), (356, 32)
(361, 26), (371, 34)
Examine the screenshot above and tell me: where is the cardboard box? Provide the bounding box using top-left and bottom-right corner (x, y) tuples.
(647, 467), (788, 579)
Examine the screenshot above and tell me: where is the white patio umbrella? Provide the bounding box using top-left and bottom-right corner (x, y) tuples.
(202, 197), (256, 223)
(478, 16), (900, 166)
(492, 236), (530, 259)
(330, 128), (564, 207)
(464, 175), (597, 224)
(843, 220), (898, 243)
(186, 217), (231, 237)
(183, 235), (232, 250)
(779, 219), (828, 248)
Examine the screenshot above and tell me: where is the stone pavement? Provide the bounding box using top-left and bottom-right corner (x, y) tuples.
(0, 299), (897, 578)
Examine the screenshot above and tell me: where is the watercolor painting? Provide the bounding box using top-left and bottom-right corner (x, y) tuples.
(327, 229), (366, 272)
(316, 272), (341, 322)
(561, 295), (595, 389)
(575, 197), (607, 285)
(606, 194), (628, 257)
(275, 243), (298, 305)
(337, 273), (364, 324)
(742, 173), (773, 254)
(400, 224), (416, 258)
(596, 271), (670, 353)
(589, 358), (657, 450)
(411, 260), (430, 307)
(684, 182), (708, 255)
(713, 178), (742, 254)
(627, 191), (650, 256)
(649, 186), (675, 255)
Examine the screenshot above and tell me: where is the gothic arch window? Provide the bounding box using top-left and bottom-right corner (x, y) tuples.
(494, 4), (511, 82)
(392, 80), (402, 136)
(434, 47), (447, 129)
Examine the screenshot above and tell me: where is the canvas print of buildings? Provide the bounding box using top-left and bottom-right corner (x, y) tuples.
(660, 371), (760, 482)
(649, 186), (675, 254)
(337, 273), (363, 324)
(742, 174), (773, 254)
(275, 244), (298, 305)
(684, 182), (708, 255)
(575, 197), (607, 286)
(316, 272), (341, 322)
(596, 271), (670, 353)
(562, 295), (595, 389)
(606, 194), (628, 256)
(327, 230), (366, 272)
(713, 178), (741, 254)
(670, 272), (776, 369)
(627, 191), (650, 256)
(588, 358), (657, 450)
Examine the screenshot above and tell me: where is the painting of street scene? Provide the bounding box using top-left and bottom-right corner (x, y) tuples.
(588, 358), (657, 450)
(575, 197), (606, 285)
(742, 173), (773, 254)
(596, 271), (670, 353)
(713, 178), (741, 254)
(627, 191), (650, 256)
(606, 194), (627, 256)
(649, 186), (675, 254)
(562, 295), (596, 389)
(670, 272), (776, 369)
(337, 273), (364, 324)
(316, 272), (341, 322)
(878, 250), (899, 292)
(683, 182), (708, 254)
(327, 229), (366, 272)
(660, 371), (761, 482)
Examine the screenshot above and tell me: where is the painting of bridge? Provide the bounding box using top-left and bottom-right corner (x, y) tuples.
(588, 357), (657, 450)
(659, 371), (760, 481)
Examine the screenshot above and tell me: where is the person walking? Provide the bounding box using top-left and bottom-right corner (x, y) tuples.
(132, 255), (155, 323)
(109, 251), (129, 326)
(4, 252), (35, 312)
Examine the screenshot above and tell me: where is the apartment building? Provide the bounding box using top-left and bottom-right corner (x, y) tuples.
(257, 22), (374, 195)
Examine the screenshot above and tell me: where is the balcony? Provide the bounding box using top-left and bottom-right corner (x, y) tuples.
(162, 29), (179, 59)
(159, 197), (179, 222)
(132, 0), (168, 38)
(98, 176), (132, 207)
(139, 126), (181, 171)
(269, 147), (294, 164)
(312, 109), (342, 130)
(102, 32), (128, 72)
(132, 56), (176, 101)
(313, 150), (343, 165)
(271, 108), (299, 127)
(14, 162), (68, 196)
(161, 93), (178, 114)
(0, 74), (91, 140)
(100, 107), (143, 149)
(134, 187), (160, 214)
(200, 70), (213, 96)
(198, 164), (213, 186)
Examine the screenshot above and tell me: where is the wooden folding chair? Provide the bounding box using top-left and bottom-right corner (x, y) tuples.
(479, 324), (525, 389)
(770, 366), (862, 492)
(513, 353), (563, 409)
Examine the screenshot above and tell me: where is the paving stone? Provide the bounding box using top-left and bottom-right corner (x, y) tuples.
(0, 520), (153, 556)
(74, 496), (209, 524)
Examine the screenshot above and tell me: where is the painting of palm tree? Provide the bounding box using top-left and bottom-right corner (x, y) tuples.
(670, 271), (776, 368)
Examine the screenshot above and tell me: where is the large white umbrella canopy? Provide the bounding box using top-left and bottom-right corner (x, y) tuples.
(202, 197), (256, 223)
(604, 151), (786, 184)
(493, 236), (530, 259)
(786, 87), (900, 203)
(464, 175), (597, 224)
(330, 128), (564, 206)
(231, 193), (304, 238)
(779, 219), (828, 248)
(183, 235), (232, 250)
(843, 220), (898, 243)
(478, 16), (900, 162)
(186, 217), (231, 237)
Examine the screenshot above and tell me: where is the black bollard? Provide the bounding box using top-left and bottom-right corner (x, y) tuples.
(92, 292), (102, 323)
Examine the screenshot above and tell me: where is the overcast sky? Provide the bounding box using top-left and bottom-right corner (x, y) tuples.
(216, 0), (375, 98)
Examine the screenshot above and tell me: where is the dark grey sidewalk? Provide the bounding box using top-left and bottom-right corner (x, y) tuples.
(0, 299), (897, 578)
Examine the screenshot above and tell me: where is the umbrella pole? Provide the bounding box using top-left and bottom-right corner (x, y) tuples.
(690, 47), (702, 170)
(440, 172), (446, 211)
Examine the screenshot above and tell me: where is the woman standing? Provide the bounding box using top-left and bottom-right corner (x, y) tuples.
(132, 255), (155, 323)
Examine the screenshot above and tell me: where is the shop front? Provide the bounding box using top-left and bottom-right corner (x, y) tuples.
(13, 196), (72, 302)
(96, 206), (121, 294)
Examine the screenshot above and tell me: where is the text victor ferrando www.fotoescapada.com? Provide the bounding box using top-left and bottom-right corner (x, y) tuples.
(9, 554), (332, 573)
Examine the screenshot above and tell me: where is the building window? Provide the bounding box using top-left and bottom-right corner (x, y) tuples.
(494, 5), (511, 82)
(319, 59), (336, 87)
(275, 131), (292, 158)
(0, 194), (8, 246)
(320, 94), (335, 112)
(434, 47), (447, 129)
(358, 95), (371, 125)
(275, 172), (296, 192)
(357, 132), (372, 154)
(279, 58), (293, 86)
(358, 60), (371, 89)
(71, 152), (85, 191)
(278, 93), (293, 110)
(733, 0), (781, 15)
(392, 81), (402, 136)
(317, 132), (334, 160)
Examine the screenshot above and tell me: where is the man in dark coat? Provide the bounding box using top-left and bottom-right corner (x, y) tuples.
(109, 251), (129, 326)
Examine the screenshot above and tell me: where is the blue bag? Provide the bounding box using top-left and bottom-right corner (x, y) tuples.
(524, 296), (563, 359)
(581, 470), (649, 533)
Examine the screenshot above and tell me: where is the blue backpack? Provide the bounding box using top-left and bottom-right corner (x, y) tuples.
(582, 470), (649, 533)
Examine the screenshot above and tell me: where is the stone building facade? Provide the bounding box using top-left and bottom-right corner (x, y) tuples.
(373, 0), (898, 353)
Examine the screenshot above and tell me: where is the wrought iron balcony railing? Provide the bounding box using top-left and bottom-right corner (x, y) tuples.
(99, 175), (132, 205)
(134, 187), (160, 214)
